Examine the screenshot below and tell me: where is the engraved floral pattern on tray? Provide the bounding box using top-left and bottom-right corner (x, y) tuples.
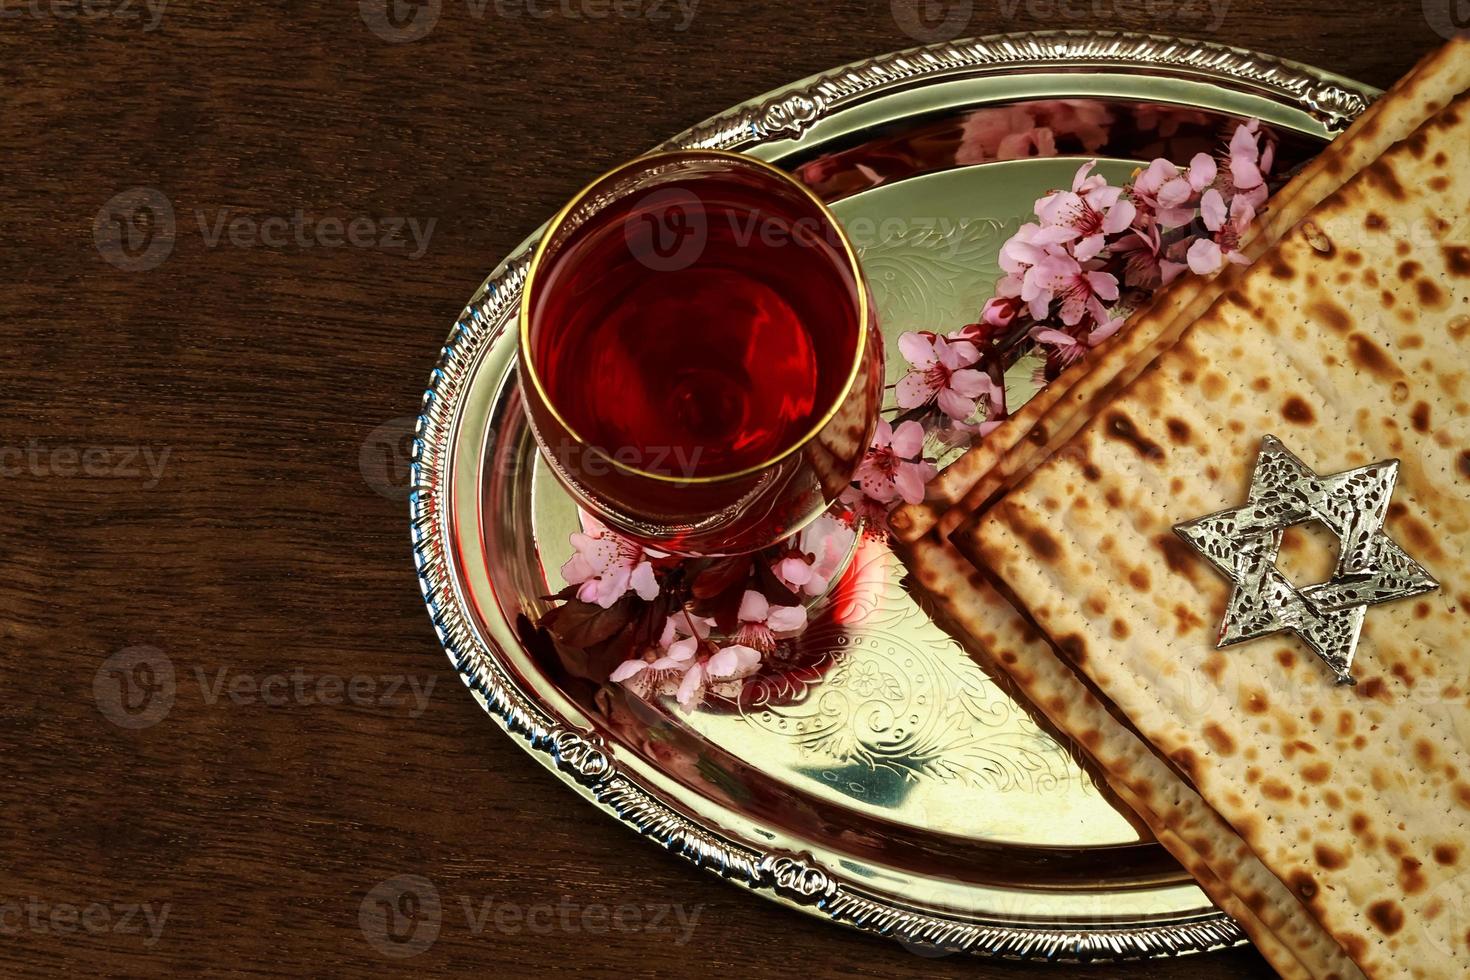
(737, 542), (1082, 797)
(859, 215), (1018, 330)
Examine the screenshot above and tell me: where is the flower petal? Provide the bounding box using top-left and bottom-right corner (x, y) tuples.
(1026, 292), (1053, 322)
(895, 372), (936, 410)
(893, 461), (929, 505)
(889, 420), (927, 459)
(1085, 270), (1120, 302)
(1199, 188), (1226, 231)
(1156, 205), (1198, 229)
(1230, 154), (1263, 192)
(897, 331), (937, 370)
(1033, 327), (1080, 349)
(1229, 124), (1264, 190)
(1133, 157), (1174, 194)
(1187, 237), (1223, 276)
(708, 644), (762, 680)
(630, 561), (660, 601)
(940, 338), (981, 367)
(857, 462), (899, 504)
(1229, 193), (1257, 228)
(609, 660), (647, 683)
(1102, 198), (1136, 235)
(947, 368), (997, 401)
(1157, 176), (1193, 209)
(599, 565), (633, 607)
(1089, 316), (1125, 345)
(1186, 152), (1217, 190)
(1088, 184), (1123, 210)
(706, 648), (740, 678)
(777, 555), (813, 586)
(737, 589), (769, 624)
(1073, 233), (1105, 263)
(560, 553), (596, 586)
(766, 603), (808, 634)
(936, 387), (977, 422)
(676, 663), (705, 708)
(1070, 159), (1097, 191)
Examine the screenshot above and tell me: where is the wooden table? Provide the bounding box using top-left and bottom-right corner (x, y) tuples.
(1, 2), (1450, 975)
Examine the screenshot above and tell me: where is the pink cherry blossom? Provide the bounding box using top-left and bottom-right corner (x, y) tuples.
(978, 291), (1021, 331)
(957, 105), (1057, 165)
(994, 127), (1058, 161)
(1156, 152), (1217, 224)
(732, 589), (807, 654)
(608, 650), (677, 697)
(1025, 252), (1120, 326)
(1186, 189), (1256, 275)
(773, 514), (857, 598)
(1031, 314), (1124, 371)
(895, 332), (999, 421)
(610, 612), (718, 699)
(856, 419), (936, 507)
(957, 100), (1115, 165)
(993, 221), (1076, 279)
(675, 644), (763, 709)
(561, 514), (660, 609)
(1227, 120), (1267, 206)
(1128, 158), (1177, 219)
(1037, 99), (1115, 152)
(839, 484), (892, 536)
(1162, 152), (1217, 200)
(609, 613), (700, 694)
(1035, 161), (1137, 261)
(975, 418), (1006, 437)
(656, 610), (714, 649)
(1112, 222), (1187, 290)
(1129, 153), (1216, 228)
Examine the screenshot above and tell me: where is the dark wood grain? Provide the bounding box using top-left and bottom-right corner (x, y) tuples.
(0, 1), (1449, 975)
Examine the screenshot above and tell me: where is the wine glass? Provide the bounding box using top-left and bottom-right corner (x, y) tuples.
(518, 149), (882, 557)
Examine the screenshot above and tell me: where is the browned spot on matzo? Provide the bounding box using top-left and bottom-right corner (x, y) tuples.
(1367, 900), (1404, 936)
(1346, 333), (1401, 379)
(1283, 396), (1316, 424)
(1308, 299), (1354, 334)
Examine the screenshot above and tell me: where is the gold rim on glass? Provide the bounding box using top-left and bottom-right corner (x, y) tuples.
(517, 147), (872, 485)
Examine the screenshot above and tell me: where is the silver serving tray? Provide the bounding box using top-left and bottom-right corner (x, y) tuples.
(411, 30), (1375, 962)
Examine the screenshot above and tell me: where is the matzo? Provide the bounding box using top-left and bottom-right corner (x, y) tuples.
(908, 534), (1365, 978)
(966, 92), (1470, 978)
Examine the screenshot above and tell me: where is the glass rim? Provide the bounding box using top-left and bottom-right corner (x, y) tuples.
(517, 147), (872, 486)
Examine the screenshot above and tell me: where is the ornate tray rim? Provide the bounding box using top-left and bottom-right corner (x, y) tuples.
(411, 30), (1377, 962)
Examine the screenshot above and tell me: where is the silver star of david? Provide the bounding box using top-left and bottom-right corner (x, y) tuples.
(1173, 436), (1438, 685)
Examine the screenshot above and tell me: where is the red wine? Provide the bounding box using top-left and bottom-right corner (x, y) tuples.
(520, 152), (882, 555)
(530, 171), (862, 479)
